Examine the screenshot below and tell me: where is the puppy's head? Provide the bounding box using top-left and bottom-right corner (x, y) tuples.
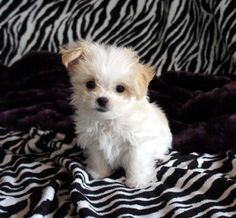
(61, 40), (155, 119)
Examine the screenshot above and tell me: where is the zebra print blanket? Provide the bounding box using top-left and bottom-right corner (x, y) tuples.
(0, 51), (236, 217)
(1, 0), (236, 75)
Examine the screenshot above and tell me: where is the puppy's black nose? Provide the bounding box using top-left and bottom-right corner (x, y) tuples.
(97, 97), (108, 107)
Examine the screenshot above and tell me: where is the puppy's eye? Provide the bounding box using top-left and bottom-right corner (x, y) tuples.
(116, 85), (125, 93)
(86, 80), (96, 89)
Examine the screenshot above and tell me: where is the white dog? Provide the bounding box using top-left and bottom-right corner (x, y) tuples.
(61, 41), (172, 188)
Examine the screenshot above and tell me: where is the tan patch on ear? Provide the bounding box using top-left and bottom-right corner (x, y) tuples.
(60, 46), (82, 68)
(60, 41), (92, 73)
(133, 64), (155, 99)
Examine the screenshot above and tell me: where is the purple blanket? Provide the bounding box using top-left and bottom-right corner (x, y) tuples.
(1, 51), (236, 154)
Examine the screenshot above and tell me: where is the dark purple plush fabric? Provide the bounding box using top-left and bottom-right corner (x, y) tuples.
(0, 51), (236, 154)
(149, 71), (236, 154)
(0, 51), (74, 133)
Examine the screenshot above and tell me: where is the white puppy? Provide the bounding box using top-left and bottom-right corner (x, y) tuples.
(61, 41), (172, 188)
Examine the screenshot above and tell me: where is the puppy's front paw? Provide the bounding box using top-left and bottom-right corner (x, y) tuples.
(86, 167), (111, 179)
(87, 168), (103, 179)
(125, 178), (155, 189)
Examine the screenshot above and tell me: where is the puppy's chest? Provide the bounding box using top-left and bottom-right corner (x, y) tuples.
(96, 121), (128, 149)
(83, 121), (130, 160)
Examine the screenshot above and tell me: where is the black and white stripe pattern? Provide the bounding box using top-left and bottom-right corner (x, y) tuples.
(1, 0), (236, 75)
(1, 0), (236, 217)
(0, 127), (236, 217)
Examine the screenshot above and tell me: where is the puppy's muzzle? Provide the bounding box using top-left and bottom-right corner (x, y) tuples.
(97, 97), (108, 107)
(96, 97), (109, 112)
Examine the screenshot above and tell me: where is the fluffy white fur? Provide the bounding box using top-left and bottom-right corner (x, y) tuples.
(61, 41), (172, 188)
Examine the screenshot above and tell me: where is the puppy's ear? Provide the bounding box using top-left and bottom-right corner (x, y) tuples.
(60, 45), (83, 68)
(134, 64), (155, 99)
(123, 47), (155, 99)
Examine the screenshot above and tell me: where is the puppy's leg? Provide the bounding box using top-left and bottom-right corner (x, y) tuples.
(124, 149), (157, 188)
(86, 148), (112, 179)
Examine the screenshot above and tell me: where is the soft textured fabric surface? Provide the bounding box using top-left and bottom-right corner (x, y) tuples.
(0, 51), (73, 133)
(1, 51), (236, 154)
(1, 0), (236, 75)
(0, 127), (236, 217)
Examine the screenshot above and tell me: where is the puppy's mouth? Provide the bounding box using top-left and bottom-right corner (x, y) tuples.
(96, 107), (108, 112)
